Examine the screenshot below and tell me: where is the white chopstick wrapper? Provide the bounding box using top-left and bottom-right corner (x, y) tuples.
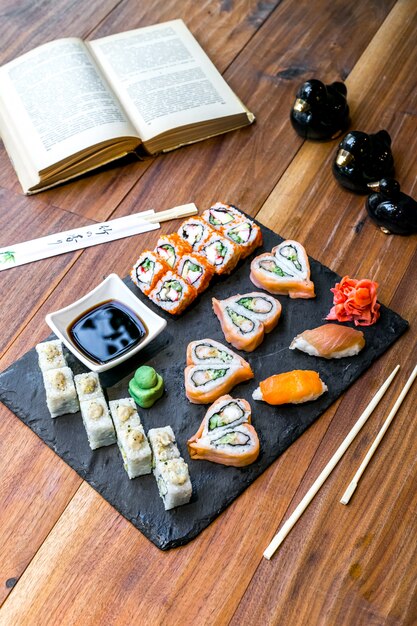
(0, 203), (198, 271)
(263, 364), (400, 560)
(340, 363), (417, 505)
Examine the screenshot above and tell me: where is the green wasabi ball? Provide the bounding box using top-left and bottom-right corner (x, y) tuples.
(128, 366), (164, 408)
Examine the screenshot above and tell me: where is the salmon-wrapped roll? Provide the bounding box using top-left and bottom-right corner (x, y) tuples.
(253, 370), (327, 405)
(201, 202), (245, 229)
(131, 250), (171, 295)
(272, 240), (312, 280)
(176, 251), (214, 294)
(155, 233), (192, 268)
(250, 251), (315, 298)
(188, 423), (260, 467)
(197, 231), (241, 275)
(192, 395), (251, 439)
(148, 271), (197, 315)
(290, 324), (365, 359)
(185, 361), (254, 404)
(177, 216), (215, 250)
(186, 338), (249, 367)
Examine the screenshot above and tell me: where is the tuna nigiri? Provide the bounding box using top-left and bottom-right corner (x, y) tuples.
(252, 370), (327, 405)
(290, 324), (365, 359)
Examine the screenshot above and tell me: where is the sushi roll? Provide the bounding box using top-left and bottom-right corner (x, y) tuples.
(147, 425), (180, 462)
(177, 216), (215, 250)
(148, 271), (197, 315)
(192, 395), (251, 439)
(221, 218), (263, 259)
(109, 398), (152, 478)
(131, 250), (171, 296)
(272, 240), (311, 279)
(212, 298), (265, 352)
(252, 370), (327, 405)
(197, 231), (241, 275)
(148, 426), (192, 510)
(188, 423), (260, 467)
(36, 339), (67, 371)
(201, 202), (245, 229)
(176, 251), (215, 294)
(290, 324), (365, 359)
(74, 372), (104, 402)
(184, 361), (254, 404)
(42, 366), (79, 418)
(79, 397), (116, 450)
(250, 248), (315, 298)
(155, 233), (192, 268)
(212, 292), (282, 351)
(186, 338), (248, 367)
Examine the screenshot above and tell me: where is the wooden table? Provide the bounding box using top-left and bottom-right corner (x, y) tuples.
(0, 1), (416, 624)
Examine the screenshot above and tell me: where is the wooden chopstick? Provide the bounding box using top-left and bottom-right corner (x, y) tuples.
(263, 364), (400, 560)
(340, 363), (417, 505)
(144, 203), (198, 224)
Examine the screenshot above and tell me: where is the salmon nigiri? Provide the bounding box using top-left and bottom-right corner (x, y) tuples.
(252, 370), (327, 405)
(290, 324), (365, 359)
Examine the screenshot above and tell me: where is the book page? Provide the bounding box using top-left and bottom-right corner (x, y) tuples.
(0, 38), (139, 171)
(89, 20), (249, 143)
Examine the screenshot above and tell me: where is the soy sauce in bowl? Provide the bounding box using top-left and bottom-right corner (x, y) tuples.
(68, 300), (147, 364)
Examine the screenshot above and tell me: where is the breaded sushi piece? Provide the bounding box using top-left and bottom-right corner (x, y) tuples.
(42, 366), (79, 418)
(250, 253), (315, 298)
(109, 398), (152, 478)
(148, 426), (192, 510)
(147, 425), (180, 463)
(252, 370), (327, 405)
(176, 251), (215, 294)
(290, 324), (365, 359)
(201, 202), (245, 228)
(36, 339), (67, 371)
(80, 397), (116, 450)
(212, 298), (265, 352)
(148, 271), (197, 315)
(155, 233), (192, 268)
(188, 424), (260, 467)
(131, 250), (171, 296)
(213, 292), (282, 351)
(177, 216), (215, 250)
(191, 395), (251, 439)
(197, 231), (241, 275)
(186, 338), (249, 367)
(184, 361), (254, 404)
(74, 372), (104, 402)
(220, 218), (263, 259)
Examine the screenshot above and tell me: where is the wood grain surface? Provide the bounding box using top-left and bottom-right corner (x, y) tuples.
(0, 0), (416, 624)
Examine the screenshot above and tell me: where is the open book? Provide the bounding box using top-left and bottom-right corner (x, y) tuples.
(0, 20), (254, 194)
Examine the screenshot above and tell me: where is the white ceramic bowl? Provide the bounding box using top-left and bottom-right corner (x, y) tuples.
(45, 273), (167, 373)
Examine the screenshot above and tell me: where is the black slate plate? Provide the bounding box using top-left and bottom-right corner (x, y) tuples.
(0, 222), (408, 549)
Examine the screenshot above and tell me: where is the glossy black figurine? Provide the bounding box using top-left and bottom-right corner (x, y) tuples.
(366, 178), (417, 235)
(332, 130), (395, 193)
(290, 79), (350, 140)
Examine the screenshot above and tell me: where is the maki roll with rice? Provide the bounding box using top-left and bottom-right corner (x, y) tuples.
(109, 398), (152, 478)
(131, 250), (171, 295)
(197, 231), (241, 275)
(186, 338), (248, 367)
(176, 251), (214, 294)
(148, 271), (197, 315)
(177, 216), (215, 250)
(79, 396), (116, 450)
(184, 360), (254, 404)
(42, 366), (79, 418)
(201, 202), (245, 228)
(148, 426), (192, 510)
(220, 218), (263, 259)
(155, 233), (192, 268)
(36, 339), (67, 371)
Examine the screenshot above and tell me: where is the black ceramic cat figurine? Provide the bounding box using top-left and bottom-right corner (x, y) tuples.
(290, 79), (350, 140)
(332, 130), (395, 193)
(366, 178), (417, 235)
